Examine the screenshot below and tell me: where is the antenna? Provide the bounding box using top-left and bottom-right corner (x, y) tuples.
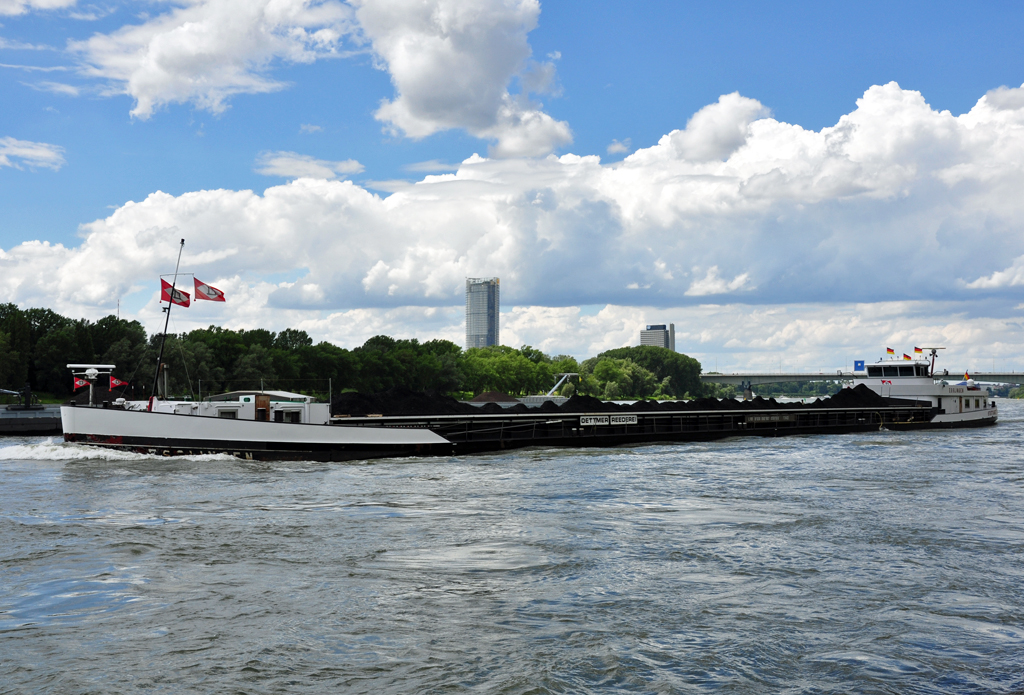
(922, 347), (946, 377)
(150, 239), (185, 405)
(68, 363), (115, 407)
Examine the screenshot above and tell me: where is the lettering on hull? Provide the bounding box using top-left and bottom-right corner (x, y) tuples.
(746, 414), (797, 424)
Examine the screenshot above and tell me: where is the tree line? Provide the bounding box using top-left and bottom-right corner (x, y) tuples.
(0, 303), (706, 401)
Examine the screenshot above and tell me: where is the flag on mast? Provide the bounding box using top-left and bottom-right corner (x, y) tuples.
(903, 353), (912, 361)
(194, 278), (226, 302)
(110, 376), (127, 389)
(914, 347), (923, 354)
(886, 347), (895, 355)
(73, 377), (88, 390)
(160, 279), (190, 307)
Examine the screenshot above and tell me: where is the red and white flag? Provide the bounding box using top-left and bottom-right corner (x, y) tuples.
(194, 277), (226, 302)
(73, 377), (89, 390)
(110, 376), (127, 389)
(161, 279), (190, 307)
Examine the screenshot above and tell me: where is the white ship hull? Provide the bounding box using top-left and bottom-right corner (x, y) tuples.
(61, 404), (452, 461)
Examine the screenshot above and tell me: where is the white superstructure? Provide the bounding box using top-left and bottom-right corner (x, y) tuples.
(852, 349), (997, 426)
(125, 390), (332, 425)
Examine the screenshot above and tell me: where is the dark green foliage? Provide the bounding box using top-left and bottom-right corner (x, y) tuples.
(2, 304), (708, 400)
(579, 345), (703, 398)
(747, 380), (843, 398)
(348, 336), (466, 393)
(0, 303), (31, 388)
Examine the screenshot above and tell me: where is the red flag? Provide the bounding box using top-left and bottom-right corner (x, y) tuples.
(160, 279), (190, 307)
(194, 277), (226, 302)
(110, 376), (127, 389)
(73, 377), (89, 390)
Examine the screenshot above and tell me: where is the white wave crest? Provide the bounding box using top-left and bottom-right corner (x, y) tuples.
(0, 438), (237, 462)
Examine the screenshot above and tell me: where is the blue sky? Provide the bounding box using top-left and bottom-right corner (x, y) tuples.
(4, 0), (1022, 243)
(2, 0), (1024, 369)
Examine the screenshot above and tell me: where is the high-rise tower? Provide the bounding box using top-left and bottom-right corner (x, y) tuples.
(466, 277), (500, 349)
(640, 324), (675, 351)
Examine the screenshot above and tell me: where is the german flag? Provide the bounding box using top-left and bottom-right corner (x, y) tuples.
(914, 347), (923, 354)
(886, 348), (895, 355)
(903, 353), (912, 361)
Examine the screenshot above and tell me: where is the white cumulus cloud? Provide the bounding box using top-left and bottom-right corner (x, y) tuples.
(685, 266), (751, 296)
(668, 92), (770, 161)
(0, 0), (75, 16)
(4, 82), (1024, 365)
(965, 256), (1024, 289)
(0, 136), (65, 169)
(255, 151), (364, 178)
(355, 0), (571, 157)
(69, 0), (356, 119)
(607, 138), (630, 154)
(64, 0), (570, 155)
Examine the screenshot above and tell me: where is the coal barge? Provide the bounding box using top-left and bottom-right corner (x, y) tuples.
(328, 385), (990, 458)
(61, 384), (993, 462)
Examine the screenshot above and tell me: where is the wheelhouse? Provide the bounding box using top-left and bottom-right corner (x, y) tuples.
(862, 363), (931, 378)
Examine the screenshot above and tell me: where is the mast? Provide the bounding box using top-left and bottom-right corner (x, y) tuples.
(150, 239), (185, 402)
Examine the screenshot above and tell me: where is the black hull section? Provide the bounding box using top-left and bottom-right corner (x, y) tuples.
(1, 407), (62, 435)
(64, 404), (996, 462)
(1, 418), (62, 435)
(427, 406), (981, 456)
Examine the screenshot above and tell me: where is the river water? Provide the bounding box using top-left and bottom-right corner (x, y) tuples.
(2, 402), (1023, 694)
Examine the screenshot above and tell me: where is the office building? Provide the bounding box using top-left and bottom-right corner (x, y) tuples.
(640, 323), (675, 351)
(466, 277), (500, 348)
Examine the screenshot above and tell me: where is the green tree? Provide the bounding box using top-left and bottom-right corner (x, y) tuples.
(458, 345), (561, 396)
(593, 346), (702, 397)
(231, 345), (278, 390)
(0, 304), (31, 388)
(590, 357), (658, 399)
(0, 332), (15, 390)
(275, 328), (313, 350)
(33, 325), (81, 395)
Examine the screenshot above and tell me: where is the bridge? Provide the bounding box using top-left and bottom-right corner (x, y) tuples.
(700, 371), (1024, 399)
(700, 372), (849, 399)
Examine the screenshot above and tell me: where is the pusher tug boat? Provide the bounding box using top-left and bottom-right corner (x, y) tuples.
(852, 348), (997, 428)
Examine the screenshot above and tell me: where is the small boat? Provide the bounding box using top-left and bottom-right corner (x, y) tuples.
(1, 384), (61, 435)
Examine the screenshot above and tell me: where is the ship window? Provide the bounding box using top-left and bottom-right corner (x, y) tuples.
(898, 366), (915, 377)
(274, 410), (284, 422)
(867, 367), (883, 377)
(218, 409), (238, 419)
(975, 398), (980, 408)
(286, 411), (301, 423)
(915, 365), (927, 376)
(882, 366), (899, 377)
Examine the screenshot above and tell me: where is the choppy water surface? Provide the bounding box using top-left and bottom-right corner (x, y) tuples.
(2, 403), (1024, 693)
